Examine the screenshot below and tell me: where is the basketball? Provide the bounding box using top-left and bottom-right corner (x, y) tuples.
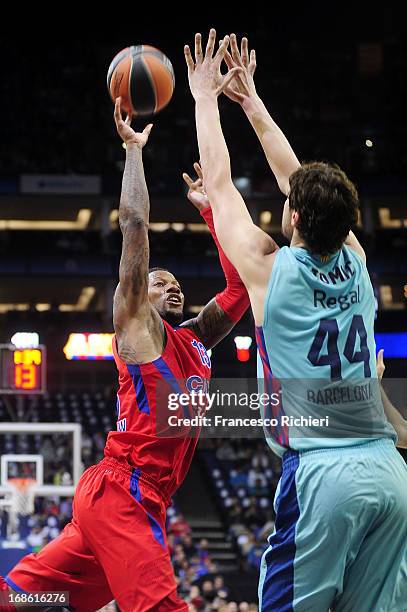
(107, 45), (175, 116)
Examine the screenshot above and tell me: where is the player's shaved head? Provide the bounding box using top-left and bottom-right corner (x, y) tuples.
(115, 270), (184, 326)
(149, 266), (170, 274)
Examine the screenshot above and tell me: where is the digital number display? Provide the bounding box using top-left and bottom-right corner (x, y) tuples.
(0, 345), (46, 394)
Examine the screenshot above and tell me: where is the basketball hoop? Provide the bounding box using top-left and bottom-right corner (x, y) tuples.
(0, 478), (36, 539)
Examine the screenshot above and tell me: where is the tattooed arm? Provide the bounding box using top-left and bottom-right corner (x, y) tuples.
(181, 298), (238, 350)
(112, 98), (164, 364)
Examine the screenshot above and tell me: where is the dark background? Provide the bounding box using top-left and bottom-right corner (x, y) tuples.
(0, 9), (406, 608)
(0, 7), (406, 384)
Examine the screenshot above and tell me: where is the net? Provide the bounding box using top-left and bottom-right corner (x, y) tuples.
(7, 477), (36, 516)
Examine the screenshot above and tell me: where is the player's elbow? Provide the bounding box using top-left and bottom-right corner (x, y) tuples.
(119, 214), (149, 234)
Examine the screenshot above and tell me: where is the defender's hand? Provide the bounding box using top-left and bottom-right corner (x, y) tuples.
(114, 97), (153, 148)
(182, 162), (210, 211)
(184, 29), (242, 100)
(222, 34), (258, 110)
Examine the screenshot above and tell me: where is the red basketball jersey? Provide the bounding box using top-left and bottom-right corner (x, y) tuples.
(104, 320), (211, 502)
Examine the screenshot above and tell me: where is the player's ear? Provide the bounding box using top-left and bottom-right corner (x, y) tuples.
(291, 210), (299, 227)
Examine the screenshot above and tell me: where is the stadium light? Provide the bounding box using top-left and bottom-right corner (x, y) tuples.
(63, 333), (114, 360)
(11, 332), (40, 349)
(234, 336), (253, 362)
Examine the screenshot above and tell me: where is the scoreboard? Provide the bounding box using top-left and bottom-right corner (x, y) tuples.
(0, 344), (46, 394)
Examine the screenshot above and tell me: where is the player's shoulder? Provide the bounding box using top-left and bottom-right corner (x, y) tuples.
(343, 243), (366, 265)
(274, 245), (300, 267)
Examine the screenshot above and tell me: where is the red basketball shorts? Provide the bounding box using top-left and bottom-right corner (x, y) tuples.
(6, 458), (187, 612)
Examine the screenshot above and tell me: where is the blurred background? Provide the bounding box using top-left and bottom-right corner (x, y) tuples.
(0, 7), (406, 610)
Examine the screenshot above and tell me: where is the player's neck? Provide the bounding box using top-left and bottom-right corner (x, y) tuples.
(290, 230), (307, 250)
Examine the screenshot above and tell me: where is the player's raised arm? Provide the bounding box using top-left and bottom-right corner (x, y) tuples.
(180, 163), (258, 348)
(113, 98), (164, 362)
(223, 35), (366, 262)
(184, 30), (277, 320)
(222, 34), (300, 196)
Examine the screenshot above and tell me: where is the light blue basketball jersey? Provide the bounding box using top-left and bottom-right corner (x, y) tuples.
(256, 245), (396, 456)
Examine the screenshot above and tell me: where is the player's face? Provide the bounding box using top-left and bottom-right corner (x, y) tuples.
(148, 270), (184, 325)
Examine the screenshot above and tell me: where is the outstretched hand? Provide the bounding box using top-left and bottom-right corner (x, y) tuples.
(377, 349), (385, 380)
(222, 34), (258, 108)
(182, 162), (210, 211)
(184, 28), (242, 100)
(114, 97), (153, 148)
